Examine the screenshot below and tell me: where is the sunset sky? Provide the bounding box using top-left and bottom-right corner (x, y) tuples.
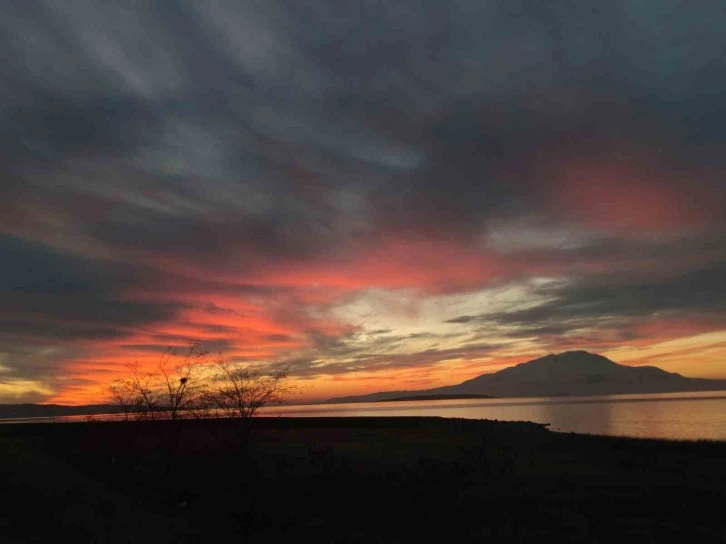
(1, 1), (725, 404)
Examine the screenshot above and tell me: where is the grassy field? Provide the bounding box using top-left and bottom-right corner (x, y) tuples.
(1, 416), (725, 542)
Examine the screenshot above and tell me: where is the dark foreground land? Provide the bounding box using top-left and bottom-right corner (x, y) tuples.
(2, 417), (725, 542)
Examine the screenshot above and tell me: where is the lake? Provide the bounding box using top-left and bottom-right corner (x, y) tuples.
(262, 390), (726, 442)
(5, 390), (726, 442)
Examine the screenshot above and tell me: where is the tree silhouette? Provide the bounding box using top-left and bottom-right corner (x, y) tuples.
(210, 356), (292, 419)
(107, 342), (295, 424)
(156, 341), (209, 421)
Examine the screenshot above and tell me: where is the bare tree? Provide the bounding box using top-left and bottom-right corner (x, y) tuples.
(211, 356), (293, 419)
(106, 379), (139, 422)
(188, 389), (218, 420)
(106, 342), (212, 421)
(107, 343), (295, 426)
(156, 341), (209, 421)
(123, 361), (162, 420)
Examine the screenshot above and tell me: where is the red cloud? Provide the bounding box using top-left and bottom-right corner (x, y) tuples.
(545, 152), (722, 234)
(248, 236), (514, 293)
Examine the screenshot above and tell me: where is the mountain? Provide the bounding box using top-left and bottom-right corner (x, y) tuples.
(325, 351), (726, 404)
(374, 394), (495, 402)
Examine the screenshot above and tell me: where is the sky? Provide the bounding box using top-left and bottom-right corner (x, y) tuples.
(1, 1), (725, 404)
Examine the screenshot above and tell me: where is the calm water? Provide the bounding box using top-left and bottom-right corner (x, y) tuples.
(262, 390), (726, 442)
(5, 391), (726, 442)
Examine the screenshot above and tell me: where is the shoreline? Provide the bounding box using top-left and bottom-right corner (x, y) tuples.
(3, 413), (726, 444)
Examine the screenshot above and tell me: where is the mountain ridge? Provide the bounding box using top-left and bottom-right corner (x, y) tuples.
(325, 350), (726, 404)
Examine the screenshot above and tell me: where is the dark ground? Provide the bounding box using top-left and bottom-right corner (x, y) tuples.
(1, 417), (725, 542)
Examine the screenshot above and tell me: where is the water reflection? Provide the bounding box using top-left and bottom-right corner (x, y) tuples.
(263, 390), (726, 441)
(4, 391), (726, 441)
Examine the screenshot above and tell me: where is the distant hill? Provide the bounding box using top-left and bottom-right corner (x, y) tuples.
(375, 394), (495, 403)
(0, 404), (122, 420)
(326, 351), (726, 404)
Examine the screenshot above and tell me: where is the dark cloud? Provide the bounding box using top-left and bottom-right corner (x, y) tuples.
(449, 260), (726, 342)
(521, 261), (726, 322)
(2, 94), (157, 161)
(120, 337), (237, 356)
(3, 1), (725, 251)
(0, 234), (183, 341)
(0, 234), (98, 295)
